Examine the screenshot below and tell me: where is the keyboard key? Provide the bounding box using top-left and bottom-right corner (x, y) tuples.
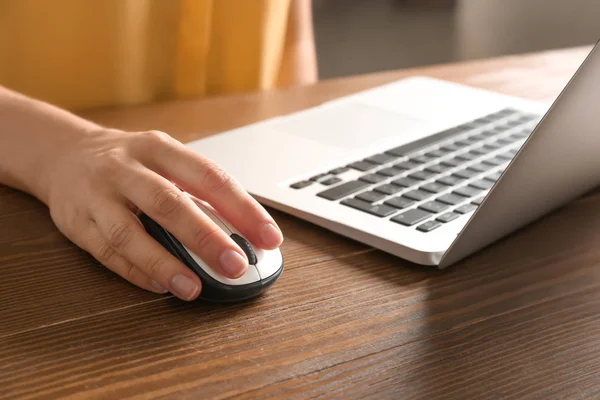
(455, 152), (478, 161)
(391, 209), (432, 226)
(403, 189), (433, 201)
(490, 140), (509, 149)
(437, 193), (465, 205)
(409, 170), (436, 181)
(485, 111), (503, 119)
(419, 201), (449, 214)
(359, 173), (387, 184)
(493, 124), (512, 133)
(290, 180), (313, 189)
(417, 220), (442, 232)
(364, 153), (398, 165)
(481, 156), (506, 166)
(455, 203), (478, 214)
(420, 182), (447, 193)
(472, 196), (485, 206)
(489, 117), (508, 125)
(437, 175), (464, 186)
(496, 151), (515, 160)
(356, 191), (386, 203)
(469, 179), (494, 190)
(488, 111), (508, 120)
(467, 163), (495, 173)
(321, 177), (342, 186)
(513, 115), (531, 123)
(391, 177), (420, 188)
(474, 116), (495, 124)
(519, 113), (540, 121)
(509, 133), (526, 141)
(457, 123), (478, 131)
(488, 127), (506, 135)
(495, 109), (515, 117)
(510, 130), (530, 139)
(317, 180), (370, 200)
(469, 133), (488, 142)
(453, 169), (479, 179)
(470, 146), (493, 156)
(394, 161), (420, 170)
(487, 114), (507, 122)
(480, 130), (499, 137)
(453, 185), (482, 198)
(482, 143), (501, 151)
(464, 136), (481, 144)
(374, 184), (402, 195)
(470, 117), (491, 126)
(425, 164), (451, 174)
(475, 117), (496, 125)
(310, 173), (328, 181)
(441, 157), (466, 167)
(499, 108), (519, 116)
(437, 212), (460, 223)
(485, 171), (503, 181)
(329, 167), (350, 175)
(377, 167), (405, 177)
(341, 198), (397, 217)
(497, 137), (516, 146)
(425, 149), (448, 158)
(384, 196), (415, 209)
(454, 139), (471, 147)
(505, 119), (523, 127)
(440, 143), (461, 152)
(410, 155), (434, 164)
(348, 161), (378, 171)
(469, 150), (486, 158)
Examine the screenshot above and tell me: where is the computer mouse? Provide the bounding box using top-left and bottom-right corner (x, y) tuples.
(139, 195), (284, 303)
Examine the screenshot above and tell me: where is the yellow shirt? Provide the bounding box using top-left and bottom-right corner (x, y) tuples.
(0, 0), (293, 110)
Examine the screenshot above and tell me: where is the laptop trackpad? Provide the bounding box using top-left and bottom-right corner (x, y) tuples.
(268, 102), (430, 150)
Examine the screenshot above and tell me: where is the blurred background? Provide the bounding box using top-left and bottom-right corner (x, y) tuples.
(2, 0), (600, 110)
(313, 0), (600, 79)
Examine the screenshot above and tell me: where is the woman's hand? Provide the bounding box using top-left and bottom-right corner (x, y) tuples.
(43, 128), (283, 301)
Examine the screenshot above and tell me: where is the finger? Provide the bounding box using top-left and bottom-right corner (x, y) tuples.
(132, 131), (283, 250)
(75, 219), (168, 294)
(92, 202), (203, 301)
(116, 163), (250, 279)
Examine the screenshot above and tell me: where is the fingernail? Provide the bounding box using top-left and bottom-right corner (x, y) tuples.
(259, 223), (283, 248)
(220, 249), (248, 278)
(171, 275), (200, 300)
(151, 280), (168, 294)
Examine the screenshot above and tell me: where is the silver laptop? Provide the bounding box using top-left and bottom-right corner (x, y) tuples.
(187, 43), (600, 268)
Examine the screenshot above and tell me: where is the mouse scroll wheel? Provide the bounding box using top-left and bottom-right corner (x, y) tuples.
(230, 234), (257, 265)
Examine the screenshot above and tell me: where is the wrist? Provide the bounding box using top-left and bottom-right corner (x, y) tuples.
(0, 87), (102, 205)
(35, 124), (101, 206)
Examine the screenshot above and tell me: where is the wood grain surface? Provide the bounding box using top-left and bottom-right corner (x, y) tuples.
(1, 46), (599, 400)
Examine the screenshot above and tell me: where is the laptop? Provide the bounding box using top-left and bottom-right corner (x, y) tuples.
(186, 43), (600, 268)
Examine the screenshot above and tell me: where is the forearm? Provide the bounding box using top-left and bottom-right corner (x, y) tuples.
(0, 86), (101, 203)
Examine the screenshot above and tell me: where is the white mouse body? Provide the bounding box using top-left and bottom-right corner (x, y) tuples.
(140, 195), (284, 302)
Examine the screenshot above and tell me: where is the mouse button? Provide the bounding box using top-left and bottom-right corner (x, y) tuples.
(230, 234), (257, 265)
(254, 248), (283, 279)
(188, 197), (232, 235)
(183, 244), (261, 286)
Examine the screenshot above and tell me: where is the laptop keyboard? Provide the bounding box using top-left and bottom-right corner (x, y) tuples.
(289, 108), (542, 233)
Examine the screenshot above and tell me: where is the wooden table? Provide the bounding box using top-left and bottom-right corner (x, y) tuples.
(2, 46), (599, 400)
